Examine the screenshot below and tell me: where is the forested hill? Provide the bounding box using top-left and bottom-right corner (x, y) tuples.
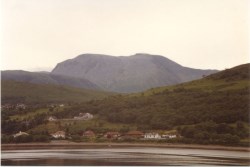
(57, 63), (249, 145)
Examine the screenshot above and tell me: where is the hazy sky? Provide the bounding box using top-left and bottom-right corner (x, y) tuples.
(1, 0), (249, 71)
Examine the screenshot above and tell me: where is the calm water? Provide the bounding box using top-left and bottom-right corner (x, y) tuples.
(1, 147), (250, 166)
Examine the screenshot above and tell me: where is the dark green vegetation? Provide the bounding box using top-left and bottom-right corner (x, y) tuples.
(2, 80), (114, 104)
(1, 63), (250, 146)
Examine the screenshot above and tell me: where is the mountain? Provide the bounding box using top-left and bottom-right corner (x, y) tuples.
(1, 70), (99, 90)
(1, 80), (114, 104)
(60, 63), (249, 125)
(2, 64), (249, 146)
(55, 63), (249, 145)
(51, 53), (218, 93)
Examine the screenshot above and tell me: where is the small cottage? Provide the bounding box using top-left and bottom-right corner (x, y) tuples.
(144, 132), (161, 139)
(124, 131), (144, 139)
(104, 132), (120, 139)
(51, 131), (66, 139)
(59, 104), (64, 107)
(74, 113), (93, 120)
(16, 103), (26, 110)
(162, 134), (177, 139)
(48, 116), (57, 121)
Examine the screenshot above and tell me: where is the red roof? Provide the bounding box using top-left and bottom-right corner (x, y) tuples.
(126, 131), (144, 135)
(106, 132), (120, 135)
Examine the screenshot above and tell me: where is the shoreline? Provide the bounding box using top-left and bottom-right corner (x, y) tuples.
(2, 142), (250, 152)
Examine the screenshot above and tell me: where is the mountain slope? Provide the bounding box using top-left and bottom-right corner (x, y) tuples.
(2, 64), (249, 146)
(58, 63), (249, 128)
(1, 80), (114, 104)
(1, 70), (99, 90)
(52, 63), (249, 146)
(51, 53), (218, 93)
(141, 63), (250, 96)
(206, 63), (250, 81)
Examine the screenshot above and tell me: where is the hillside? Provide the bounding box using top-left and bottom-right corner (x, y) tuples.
(1, 70), (99, 90)
(1, 64), (249, 146)
(141, 63), (250, 96)
(52, 63), (249, 145)
(206, 63), (250, 81)
(52, 53), (218, 93)
(58, 63), (249, 123)
(1, 80), (114, 104)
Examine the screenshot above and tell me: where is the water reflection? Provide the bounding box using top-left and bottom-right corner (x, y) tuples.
(2, 147), (250, 166)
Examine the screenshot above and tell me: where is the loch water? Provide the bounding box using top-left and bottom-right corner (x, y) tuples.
(1, 147), (250, 166)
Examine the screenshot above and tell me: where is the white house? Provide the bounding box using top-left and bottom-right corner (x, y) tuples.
(59, 104), (64, 107)
(162, 134), (177, 139)
(51, 131), (66, 139)
(48, 116), (57, 121)
(74, 113), (93, 120)
(16, 104), (26, 110)
(144, 132), (161, 139)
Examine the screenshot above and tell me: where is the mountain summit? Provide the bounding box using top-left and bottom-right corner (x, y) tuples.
(52, 53), (218, 93)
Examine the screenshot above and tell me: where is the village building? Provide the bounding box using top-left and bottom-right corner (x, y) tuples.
(144, 132), (161, 139)
(13, 131), (29, 138)
(49, 104), (56, 108)
(74, 113), (93, 120)
(59, 104), (64, 107)
(48, 116), (57, 121)
(104, 132), (120, 139)
(51, 131), (66, 139)
(162, 134), (177, 139)
(2, 104), (15, 110)
(123, 131), (144, 139)
(16, 103), (26, 110)
(83, 130), (95, 138)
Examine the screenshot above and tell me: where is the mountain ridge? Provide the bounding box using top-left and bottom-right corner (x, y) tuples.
(52, 53), (218, 93)
(1, 70), (99, 90)
(1, 80), (114, 104)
